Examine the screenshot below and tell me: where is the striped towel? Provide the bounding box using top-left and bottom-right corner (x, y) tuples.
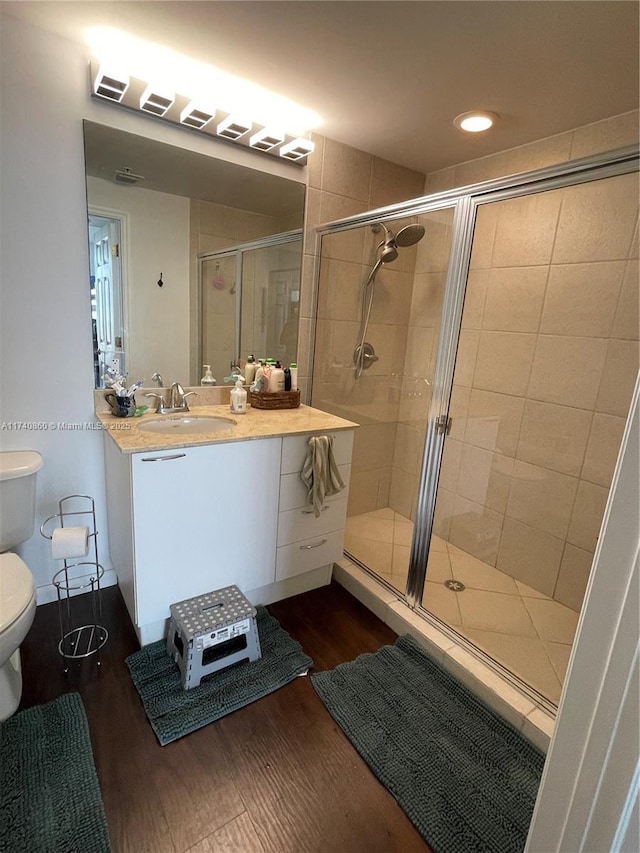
(300, 435), (345, 517)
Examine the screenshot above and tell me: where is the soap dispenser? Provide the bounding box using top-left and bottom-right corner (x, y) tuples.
(201, 365), (217, 386)
(230, 375), (247, 414)
(244, 355), (257, 385)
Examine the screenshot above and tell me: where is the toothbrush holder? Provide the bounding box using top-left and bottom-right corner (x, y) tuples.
(105, 392), (137, 418)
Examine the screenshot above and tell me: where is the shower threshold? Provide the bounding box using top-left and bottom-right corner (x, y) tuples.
(332, 557), (556, 754)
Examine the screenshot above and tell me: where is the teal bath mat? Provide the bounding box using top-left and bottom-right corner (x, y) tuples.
(0, 692), (111, 853)
(126, 606), (313, 745)
(312, 635), (544, 853)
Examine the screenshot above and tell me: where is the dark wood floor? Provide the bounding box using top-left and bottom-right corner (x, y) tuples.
(19, 581), (432, 853)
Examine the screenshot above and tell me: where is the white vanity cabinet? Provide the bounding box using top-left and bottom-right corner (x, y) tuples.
(104, 436), (281, 645)
(103, 424), (355, 646)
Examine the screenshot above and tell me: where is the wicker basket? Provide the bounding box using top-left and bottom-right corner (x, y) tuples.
(249, 390), (301, 409)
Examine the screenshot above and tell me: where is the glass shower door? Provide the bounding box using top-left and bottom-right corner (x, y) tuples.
(420, 171), (639, 704)
(312, 207), (457, 594)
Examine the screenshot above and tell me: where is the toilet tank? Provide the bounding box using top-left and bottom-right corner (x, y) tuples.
(0, 451), (43, 552)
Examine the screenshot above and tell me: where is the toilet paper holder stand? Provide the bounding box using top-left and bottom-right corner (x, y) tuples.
(40, 494), (108, 671)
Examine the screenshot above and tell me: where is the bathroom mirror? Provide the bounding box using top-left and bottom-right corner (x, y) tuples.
(83, 121), (305, 387)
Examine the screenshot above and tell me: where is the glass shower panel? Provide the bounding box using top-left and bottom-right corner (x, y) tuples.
(240, 240), (302, 365)
(201, 253), (238, 383)
(421, 171), (639, 704)
(312, 209), (456, 594)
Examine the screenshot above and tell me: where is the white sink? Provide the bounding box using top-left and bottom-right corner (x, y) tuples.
(137, 415), (236, 435)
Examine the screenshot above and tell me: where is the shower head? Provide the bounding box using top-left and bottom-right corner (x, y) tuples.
(395, 224), (426, 247)
(371, 221), (425, 260)
(380, 243), (399, 263)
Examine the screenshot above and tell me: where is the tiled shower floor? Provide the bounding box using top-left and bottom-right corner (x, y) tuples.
(344, 508), (580, 705)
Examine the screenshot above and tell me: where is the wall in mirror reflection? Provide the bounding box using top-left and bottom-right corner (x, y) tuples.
(88, 176), (302, 386)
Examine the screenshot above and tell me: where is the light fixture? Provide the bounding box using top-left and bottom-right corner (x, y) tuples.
(93, 65), (129, 103)
(216, 115), (252, 140)
(180, 103), (215, 129)
(249, 127), (285, 152)
(453, 110), (498, 133)
(279, 138), (315, 161)
(140, 85), (174, 117)
(86, 28), (321, 165)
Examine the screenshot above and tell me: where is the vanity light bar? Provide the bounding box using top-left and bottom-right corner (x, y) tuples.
(217, 115), (252, 140)
(88, 62), (313, 166)
(249, 127), (285, 151)
(93, 66), (129, 103)
(180, 104), (215, 129)
(140, 85), (175, 117)
(279, 138), (315, 161)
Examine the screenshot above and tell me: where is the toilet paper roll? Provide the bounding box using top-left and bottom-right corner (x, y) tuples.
(51, 526), (89, 560)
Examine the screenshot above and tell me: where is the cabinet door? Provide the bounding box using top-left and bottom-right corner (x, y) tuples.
(279, 464), (351, 513)
(277, 498), (348, 547)
(131, 439), (281, 626)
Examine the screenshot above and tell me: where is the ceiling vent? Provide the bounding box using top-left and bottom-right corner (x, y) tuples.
(114, 167), (144, 185)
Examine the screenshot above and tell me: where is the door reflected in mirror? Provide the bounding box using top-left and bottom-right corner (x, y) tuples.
(83, 121), (305, 388)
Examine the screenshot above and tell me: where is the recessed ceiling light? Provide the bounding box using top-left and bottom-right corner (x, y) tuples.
(453, 111), (498, 133)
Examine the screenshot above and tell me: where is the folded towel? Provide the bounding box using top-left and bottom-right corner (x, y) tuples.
(300, 435), (345, 517)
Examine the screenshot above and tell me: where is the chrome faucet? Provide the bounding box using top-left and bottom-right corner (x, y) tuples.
(145, 382), (197, 414)
(151, 372), (164, 388)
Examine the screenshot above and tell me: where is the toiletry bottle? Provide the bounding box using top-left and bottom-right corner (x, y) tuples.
(200, 365), (217, 386)
(284, 367), (291, 391)
(230, 376), (247, 414)
(289, 363), (298, 392)
(262, 359), (273, 390)
(244, 355), (256, 385)
(270, 361), (285, 392)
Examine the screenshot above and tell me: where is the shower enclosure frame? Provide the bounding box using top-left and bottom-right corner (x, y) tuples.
(310, 144), (639, 702)
(197, 228), (303, 373)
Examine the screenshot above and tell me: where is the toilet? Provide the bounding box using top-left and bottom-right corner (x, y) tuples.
(0, 450), (42, 721)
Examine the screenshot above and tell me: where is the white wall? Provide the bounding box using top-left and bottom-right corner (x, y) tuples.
(87, 177), (190, 384)
(0, 13), (301, 598)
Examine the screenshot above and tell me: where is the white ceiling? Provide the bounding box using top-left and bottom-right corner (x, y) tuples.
(4, 1), (639, 174)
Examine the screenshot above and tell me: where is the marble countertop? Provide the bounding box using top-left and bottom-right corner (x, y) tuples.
(97, 403), (359, 454)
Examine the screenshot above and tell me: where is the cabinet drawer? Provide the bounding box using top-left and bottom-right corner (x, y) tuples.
(277, 498), (347, 547)
(280, 430), (354, 475)
(275, 529), (345, 581)
(279, 463), (351, 513)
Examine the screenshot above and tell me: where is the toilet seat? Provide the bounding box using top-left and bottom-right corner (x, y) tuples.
(0, 553), (35, 632)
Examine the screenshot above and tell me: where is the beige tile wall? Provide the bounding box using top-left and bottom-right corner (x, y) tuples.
(436, 165), (638, 611)
(303, 136), (425, 514)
